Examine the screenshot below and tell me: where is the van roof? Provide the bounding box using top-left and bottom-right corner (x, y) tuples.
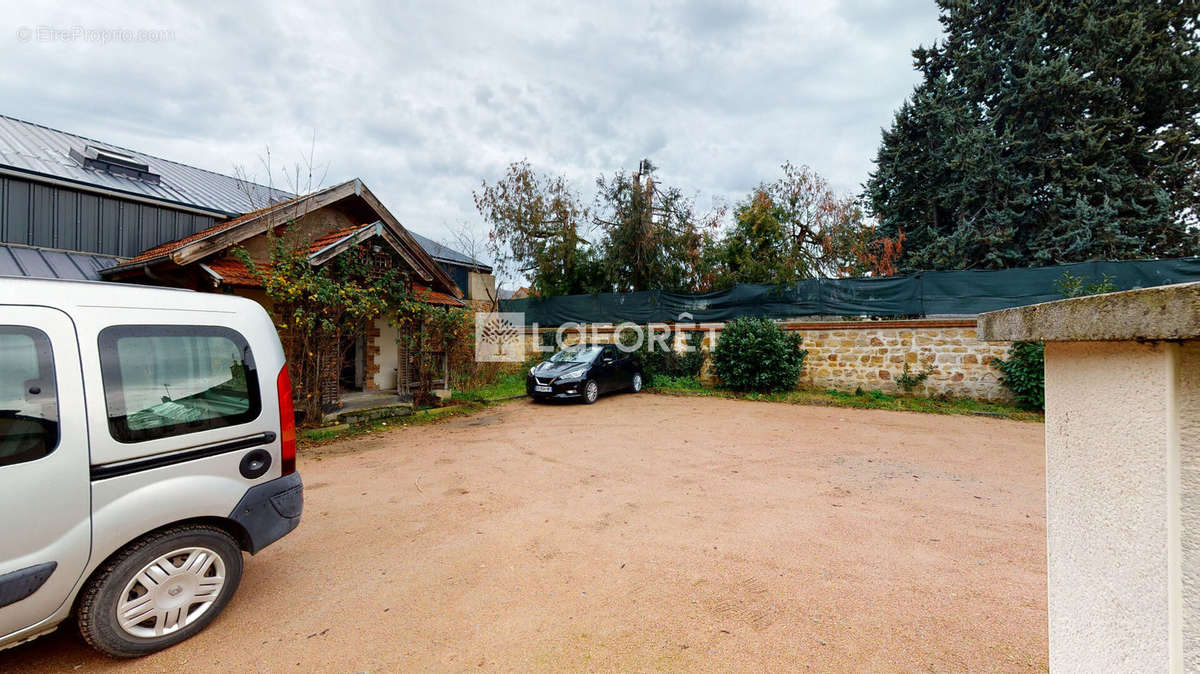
(0, 276), (259, 314)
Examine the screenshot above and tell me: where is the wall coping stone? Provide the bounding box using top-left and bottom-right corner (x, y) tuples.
(977, 281), (1199, 342)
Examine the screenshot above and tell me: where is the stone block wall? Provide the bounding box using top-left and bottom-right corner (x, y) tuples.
(776, 320), (1013, 401)
(517, 318), (1015, 402)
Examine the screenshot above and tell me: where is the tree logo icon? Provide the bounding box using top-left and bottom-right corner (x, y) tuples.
(475, 312), (523, 362)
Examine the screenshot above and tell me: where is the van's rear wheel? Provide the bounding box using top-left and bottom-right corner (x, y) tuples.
(77, 525), (243, 658)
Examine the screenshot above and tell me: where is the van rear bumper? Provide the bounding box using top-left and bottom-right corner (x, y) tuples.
(229, 472), (303, 554)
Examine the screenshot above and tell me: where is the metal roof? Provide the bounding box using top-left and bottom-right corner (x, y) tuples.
(0, 115), (292, 216)
(0, 243), (120, 281)
(407, 230), (492, 271)
(0, 115), (489, 273)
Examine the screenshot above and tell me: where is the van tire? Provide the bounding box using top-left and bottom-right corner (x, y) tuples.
(77, 524), (243, 658)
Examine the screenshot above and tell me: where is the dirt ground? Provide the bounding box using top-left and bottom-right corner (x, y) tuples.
(4, 395), (1047, 672)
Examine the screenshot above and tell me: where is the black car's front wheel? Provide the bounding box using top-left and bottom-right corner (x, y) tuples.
(631, 372), (643, 393)
(582, 380), (599, 404)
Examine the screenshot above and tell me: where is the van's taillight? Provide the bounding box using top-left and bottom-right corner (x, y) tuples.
(276, 364), (297, 475)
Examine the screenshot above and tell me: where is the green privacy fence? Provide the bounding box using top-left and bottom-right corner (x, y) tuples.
(500, 257), (1200, 326)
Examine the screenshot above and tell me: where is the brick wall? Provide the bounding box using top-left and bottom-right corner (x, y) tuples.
(517, 319), (1014, 402)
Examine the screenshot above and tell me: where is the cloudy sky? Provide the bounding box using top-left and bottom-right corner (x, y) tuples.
(1, 0), (942, 267)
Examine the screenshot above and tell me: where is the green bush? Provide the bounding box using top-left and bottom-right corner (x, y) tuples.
(992, 341), (1045, 410)
(711, 317), (807, 392)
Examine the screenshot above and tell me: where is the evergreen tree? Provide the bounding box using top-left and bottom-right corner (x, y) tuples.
(593, 159), (720, 292)
(708, 187), (800, 289)
(867, 0), (1200, 271)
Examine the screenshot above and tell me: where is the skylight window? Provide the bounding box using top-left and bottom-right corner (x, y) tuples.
(69, 144), (161, 184)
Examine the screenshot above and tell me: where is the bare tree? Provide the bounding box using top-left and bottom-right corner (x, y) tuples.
(231, 129), (331, 226)
(444, 220), (501, 310)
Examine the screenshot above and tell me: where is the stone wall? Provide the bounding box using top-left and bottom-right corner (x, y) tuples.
(777, 320), (1013, 401)
(518, 318), (1015, 402)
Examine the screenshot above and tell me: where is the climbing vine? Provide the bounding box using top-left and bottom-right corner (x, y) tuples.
(393, 293), (473, 407)
(235, 229), (470, 421)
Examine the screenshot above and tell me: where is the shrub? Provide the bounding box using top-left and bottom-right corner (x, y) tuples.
(711, 317), (807, 392)
(992, 341), (1045, 410)
(1055, 271), (1117, 298)
(895, 362), (933, 393)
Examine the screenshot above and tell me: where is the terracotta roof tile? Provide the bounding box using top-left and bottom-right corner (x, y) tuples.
(412, 283), (465, 307)
(203, 257), (263, 287)
(306, 225), (367, 255)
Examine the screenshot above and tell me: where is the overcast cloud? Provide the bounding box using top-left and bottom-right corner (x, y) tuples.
(0, 0), (942, 266)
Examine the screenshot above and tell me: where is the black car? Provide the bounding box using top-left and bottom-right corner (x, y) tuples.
(527, 343), (643, 403)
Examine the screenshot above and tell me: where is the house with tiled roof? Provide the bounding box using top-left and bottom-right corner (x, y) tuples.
(0, 114), (489, 409)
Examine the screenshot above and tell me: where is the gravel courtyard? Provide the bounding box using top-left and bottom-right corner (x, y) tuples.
(5, 395), (1047, 672)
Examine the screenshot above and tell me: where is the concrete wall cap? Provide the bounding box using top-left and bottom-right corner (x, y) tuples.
(977, 281), (1199, 342)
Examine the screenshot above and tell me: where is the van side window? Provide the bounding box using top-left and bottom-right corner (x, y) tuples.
(0, 326), (58, 466)
(98, 325), (261, 443)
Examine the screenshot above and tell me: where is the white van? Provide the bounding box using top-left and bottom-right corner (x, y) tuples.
(0, 278), (302, 657)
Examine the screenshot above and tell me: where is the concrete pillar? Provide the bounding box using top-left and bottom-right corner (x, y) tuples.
(979, 282), (1199, 672)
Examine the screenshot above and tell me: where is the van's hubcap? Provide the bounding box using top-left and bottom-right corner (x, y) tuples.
(117, 547), (226, 638)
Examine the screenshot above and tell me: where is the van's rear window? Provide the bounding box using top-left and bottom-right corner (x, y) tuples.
(98, 325), (261, 443)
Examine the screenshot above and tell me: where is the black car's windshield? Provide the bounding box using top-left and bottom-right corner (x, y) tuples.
(548, 346), (603, 363)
